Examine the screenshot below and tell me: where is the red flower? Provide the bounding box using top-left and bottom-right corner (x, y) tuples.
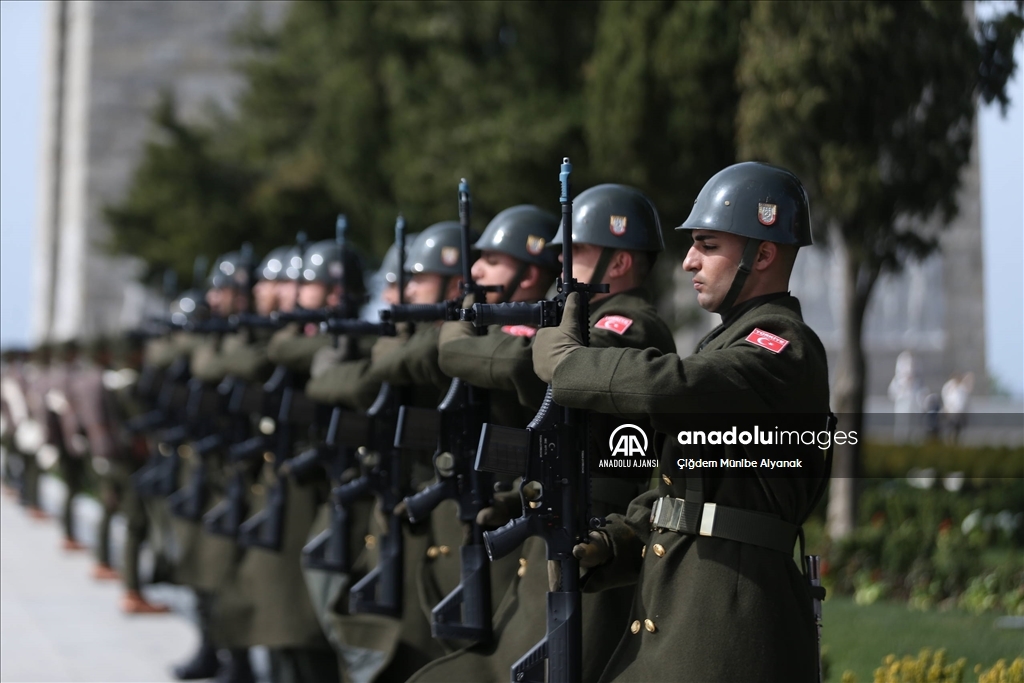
(938, 518), (953, 534)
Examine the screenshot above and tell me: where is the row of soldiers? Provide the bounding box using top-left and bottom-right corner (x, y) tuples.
(0, 160), (832, 683)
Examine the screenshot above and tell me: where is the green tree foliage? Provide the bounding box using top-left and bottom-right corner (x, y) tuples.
(108, 0), (747, 279)
(583, 0), (747, 235)
(104, 94), (256, 280)
(735, 0), (1022, 537)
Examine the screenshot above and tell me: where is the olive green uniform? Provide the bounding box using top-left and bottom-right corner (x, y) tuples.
(213, 323), (339, 682)
(323, 325), (464, 683)
(411, 288), (676, 683)
(550, 294), (829, 683)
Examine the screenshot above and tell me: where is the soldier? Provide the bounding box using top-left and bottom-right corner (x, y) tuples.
(217, 238), (368, 683)
(420, 186), (676, 683)
(1, 348), (30, 499)
(320, 220), (472, 683)
(535, 163), (831, 683)
(171, 250), (263, 683)
(298, 237), (407, 681)
(20, 344), (56, 518)
(48, 339), (90, 550)
(71, 335), (173, 612)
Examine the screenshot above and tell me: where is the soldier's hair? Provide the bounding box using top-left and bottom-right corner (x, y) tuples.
(628, 250), (658, 286)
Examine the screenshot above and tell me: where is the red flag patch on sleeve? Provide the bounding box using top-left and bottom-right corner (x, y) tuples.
(744, 328), (790, 354)
(501, 325), (537, 338)
(594, 315), (634, 335)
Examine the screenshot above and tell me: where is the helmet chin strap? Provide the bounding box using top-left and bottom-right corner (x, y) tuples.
(588, 248), (617, 288)
(715, 238), (762, 314)
(436, 276), (452, 304)
(501, 262), (530, 303)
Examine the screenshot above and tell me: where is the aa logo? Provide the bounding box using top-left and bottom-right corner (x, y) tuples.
(609, 423), (648, 458)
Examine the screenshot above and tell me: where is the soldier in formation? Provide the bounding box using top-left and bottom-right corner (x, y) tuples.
(0, 160), (830, 683)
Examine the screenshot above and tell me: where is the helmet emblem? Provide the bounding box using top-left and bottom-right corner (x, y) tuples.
(328, 262), (344, 279)
(609, 215), (628, 236)
(758, 203), (777, 226)
(441, 246), (460, 267)
(526, 235), (546, 255)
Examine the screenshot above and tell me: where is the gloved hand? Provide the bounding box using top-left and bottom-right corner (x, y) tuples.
(438, 294), (477, 347)
(371, 325), (409, 363)
(475, 488), (522, 528)
(310, 344), (348, 379)
(532, 291), (585, 384)
(573, 530), (612, 569)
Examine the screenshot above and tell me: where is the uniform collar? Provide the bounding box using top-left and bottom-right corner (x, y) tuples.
(697, 290), (792, 352)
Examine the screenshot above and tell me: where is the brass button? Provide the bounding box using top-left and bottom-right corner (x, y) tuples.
(426, 546), (440, 559)
(517, 558), (528, 578)
(365, 535), (376, 549)
(641, 545), (646, 558)
(439, 545), (451, 556)
(644, 619), (656, 633)
(661, 474), (672, 486)
(263, 451), (274, 463)
(653, 543), (665, 557)
(630, 620), (641, 634)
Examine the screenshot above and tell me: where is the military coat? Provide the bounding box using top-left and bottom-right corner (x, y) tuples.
(415, 288), (676, 683)
(550, 294), (830, 683)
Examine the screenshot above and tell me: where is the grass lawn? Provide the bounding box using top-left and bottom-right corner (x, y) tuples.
(822, 596), (1024, 682)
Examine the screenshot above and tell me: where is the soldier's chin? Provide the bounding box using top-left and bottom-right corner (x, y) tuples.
(696, 292), (719, 313)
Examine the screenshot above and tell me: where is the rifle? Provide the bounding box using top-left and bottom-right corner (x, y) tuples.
(469, 158), (608, 683)
(130, 356), (193, 498)
(400, 179), (496, 643)
(166, 377), (230, 521)
(337, 216), (414, 617)
(293, 216), (400, 572)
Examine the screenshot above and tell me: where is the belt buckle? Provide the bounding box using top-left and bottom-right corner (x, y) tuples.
(699, 502), (717, 537)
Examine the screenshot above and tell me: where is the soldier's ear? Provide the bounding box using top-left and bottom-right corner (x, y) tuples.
(609, 250), (633, 279)
(752, 242), (779, 272)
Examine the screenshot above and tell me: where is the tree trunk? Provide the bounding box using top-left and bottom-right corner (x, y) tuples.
(826, 244), (878, 539)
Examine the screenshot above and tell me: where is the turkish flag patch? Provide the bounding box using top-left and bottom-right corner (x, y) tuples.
(501, 325), (537, 338)
(744, 328), (790, 354)
(595, 315), (634, 335)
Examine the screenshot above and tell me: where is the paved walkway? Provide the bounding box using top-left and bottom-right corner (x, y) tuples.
(0, 476), (197, 682)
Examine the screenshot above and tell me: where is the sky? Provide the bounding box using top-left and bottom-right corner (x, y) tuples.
(1, 0), (1022, 397)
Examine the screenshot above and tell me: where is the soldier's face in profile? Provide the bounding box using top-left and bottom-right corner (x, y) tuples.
(277, 280), (299, 313)
(472, 251), (521, 303)
(405, 273), (443, 304)
(298, 282), (328, 310)
(206, 287), (234, 317)
(253, 280), (277, 316)
(560, 243), (602, 284)
(381, 282), (400, 306)
(683, 230), (745, 312)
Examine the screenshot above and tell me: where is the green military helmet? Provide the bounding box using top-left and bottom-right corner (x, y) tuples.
(404, 221), (468, 276)
(677, 162), (812, 246)
(380, 235), (418, 284)
(258, 246), (303, 282)
(169, 289), (209, 326)
(551, 184), (665, 253)
(208, 250), (254, 290)
(301, 239), (366, 296)
(474, 205), (560, 270)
